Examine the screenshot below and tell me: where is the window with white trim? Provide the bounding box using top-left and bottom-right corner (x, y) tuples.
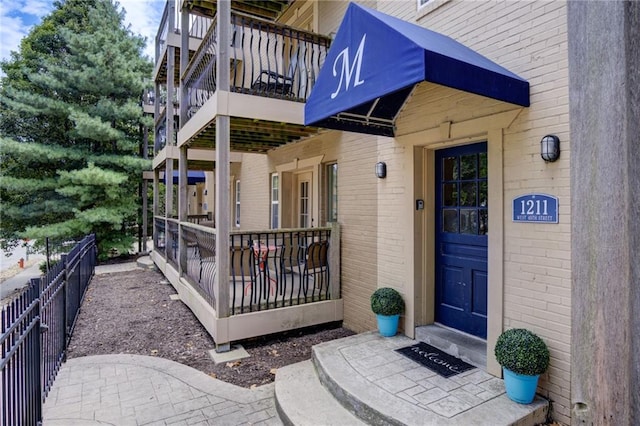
(271, 173), (279, 229)
(417, 0), (452, 16)
(234, 180), (241, 227)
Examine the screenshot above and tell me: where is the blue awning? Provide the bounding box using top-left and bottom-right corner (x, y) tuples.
(304, 3), (530, 136)
(160, 171), (206, 185)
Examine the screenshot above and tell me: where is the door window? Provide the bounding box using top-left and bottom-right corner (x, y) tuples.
(299, 181), (310, 227)
(440, 152), (488, 235)
(271, 174), (279, 229)
(234, 180), (241, 227)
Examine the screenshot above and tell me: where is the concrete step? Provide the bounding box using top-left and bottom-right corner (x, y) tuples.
(136, 255), (156, 270)
(275, 360), (366, 426)
(311, 332), (549, 426)
(415, 324), (487, 369)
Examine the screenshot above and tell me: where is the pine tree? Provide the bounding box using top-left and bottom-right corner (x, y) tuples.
(0, 0), (153, 259)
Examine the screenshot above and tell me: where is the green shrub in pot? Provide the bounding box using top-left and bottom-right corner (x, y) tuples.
(370, 287), (405, 337)
(494, 328), (550, 404)
(494, 328), (550, 376)
(370, 287), (405, 316)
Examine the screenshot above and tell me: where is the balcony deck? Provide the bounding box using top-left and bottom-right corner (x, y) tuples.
(177, 10), (331, 152)
(151, 218), (343, 346)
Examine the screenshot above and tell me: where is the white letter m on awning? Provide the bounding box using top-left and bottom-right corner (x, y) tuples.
(330, 34), (366, 99)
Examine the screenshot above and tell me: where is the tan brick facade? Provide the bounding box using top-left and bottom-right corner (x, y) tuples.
(223, 1), (572, 422)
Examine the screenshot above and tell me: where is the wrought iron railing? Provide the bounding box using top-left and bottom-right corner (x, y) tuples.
(182, 225), (216, 305)
(189, 13), (213, 40)
(187, 214), (213, 224)
(176, 225), (334, 315)
(155, 117), (167, 152)
(166, 219), (179, 269)
(39, 262), (66, 401)
(1, 281), (41, 426)
(154, 95), (180, 153)
(1, 235), (96, 426)
(183, 11), (331, 118)
(155, 1), (213, 68)
(155, 1), (170, 64)
(142, 88), (155, 107)
(154, 217), (167, 258)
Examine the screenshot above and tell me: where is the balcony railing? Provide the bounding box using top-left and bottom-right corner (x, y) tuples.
(155, 118), (167, 152)
(189, 13), (214, 40)
(154, 217), (166, 254)
(142, 88), (155, 107)
(153, 218), (338, 316)
(155, 1), (213, 68)
(155, 2), (170, 63)
(183, 11), (332, 119)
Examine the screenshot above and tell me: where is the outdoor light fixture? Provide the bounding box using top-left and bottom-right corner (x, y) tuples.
(540, 135), (560, 162)
(376, 162), (387, 179)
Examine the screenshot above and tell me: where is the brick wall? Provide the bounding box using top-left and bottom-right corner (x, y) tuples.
(378, 1), (572, 422)
(266, 131), (381, 333)
(237, 153), (270, 230)
(264, 0), (571, 421)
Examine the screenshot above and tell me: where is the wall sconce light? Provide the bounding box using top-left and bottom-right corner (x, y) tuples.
(375, 162), (387, 179)
(540, 135), (560, 162)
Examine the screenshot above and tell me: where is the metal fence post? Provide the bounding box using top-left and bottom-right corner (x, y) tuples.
(45, 237), (51, 272)
(31, 278), (43, 425)
(31, 277), (44, 419)
(60, 254), (69, 345)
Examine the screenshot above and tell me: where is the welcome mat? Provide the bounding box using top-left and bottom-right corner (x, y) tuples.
(395, 342), (476, 378)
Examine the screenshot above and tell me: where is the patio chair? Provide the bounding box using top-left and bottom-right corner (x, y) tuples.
(251, 70), (293, 96)
(229, 246), (257, 296)
(251, 54), (300, 97)
(301, 240), (329, 301)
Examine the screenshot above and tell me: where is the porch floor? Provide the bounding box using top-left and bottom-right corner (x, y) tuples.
(276, 328), (549, 425)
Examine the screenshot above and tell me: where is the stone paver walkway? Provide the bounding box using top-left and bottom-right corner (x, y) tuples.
(43, 354), (281, 426)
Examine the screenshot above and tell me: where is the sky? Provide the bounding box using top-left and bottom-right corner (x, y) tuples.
(0, 0), (166, 65)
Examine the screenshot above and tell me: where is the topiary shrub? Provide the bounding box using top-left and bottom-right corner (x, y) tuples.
(370, 287), (405, 316)
(494, 328), (550, 376)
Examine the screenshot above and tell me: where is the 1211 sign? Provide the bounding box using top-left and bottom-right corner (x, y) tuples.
(512, 193), (558, 223)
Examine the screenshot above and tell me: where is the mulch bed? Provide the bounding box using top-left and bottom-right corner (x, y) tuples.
(66, 266), (354, 388)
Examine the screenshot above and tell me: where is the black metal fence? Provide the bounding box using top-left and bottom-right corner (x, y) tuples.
(1, 234), (97, 426)
(24, 236), (83, 274)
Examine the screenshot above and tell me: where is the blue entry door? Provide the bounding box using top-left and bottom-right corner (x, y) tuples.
(435, 143), (488, 338)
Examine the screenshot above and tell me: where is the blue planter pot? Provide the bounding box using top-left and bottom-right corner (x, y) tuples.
(376, 314), (399, 337)
(502, 367), (540, 404)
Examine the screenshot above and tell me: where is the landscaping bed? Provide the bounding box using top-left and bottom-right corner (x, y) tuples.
(66, 267), (354, 388)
